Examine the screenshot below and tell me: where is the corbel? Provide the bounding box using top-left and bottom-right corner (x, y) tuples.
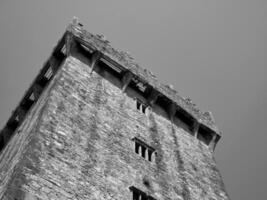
(209, 133), (219, 152)
(167, 103), (177, 122)
(192, 120), (200, 138)
(65, 33), (76, 57)
(147, 89), (161, 107)
(90, 51), (102, 74)
(121, 71), (133, 92)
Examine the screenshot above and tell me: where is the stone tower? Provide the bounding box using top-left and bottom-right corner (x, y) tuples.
(0, 19), (229, 200)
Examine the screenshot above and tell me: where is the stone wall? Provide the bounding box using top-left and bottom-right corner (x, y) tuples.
(0, 57), (229, 200)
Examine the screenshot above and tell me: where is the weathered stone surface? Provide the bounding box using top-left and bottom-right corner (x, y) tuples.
(67, 22), (219, 134)
(0, 57), (229, 200)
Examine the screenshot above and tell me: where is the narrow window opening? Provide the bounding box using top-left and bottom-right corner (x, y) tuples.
(133, 191), (140, 200)
(142, 104), (147, 114)
(130, 186), (156, 200)
(135, 142), (140, 154)
(148, 149), (153, 162)
(136, 99), (147, 114)
(131, 187), (146, 200)
(141, 146), (146, 158)
(133, 138), (155, 162)
(136, 100), (141, 110)
(197, 125), (214, 145)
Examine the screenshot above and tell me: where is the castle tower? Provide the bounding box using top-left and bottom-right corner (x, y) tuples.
(0, 19), (229, 200)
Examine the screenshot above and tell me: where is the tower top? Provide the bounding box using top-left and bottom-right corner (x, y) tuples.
(0, 18), (222, 155)
(66, 19), (221, 137)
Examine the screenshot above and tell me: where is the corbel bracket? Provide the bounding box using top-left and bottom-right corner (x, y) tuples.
(90, 51), (102, 74)
(147, 89), (161, 106)
(167, 103), (177, 122)
(121, 71), (133, 92)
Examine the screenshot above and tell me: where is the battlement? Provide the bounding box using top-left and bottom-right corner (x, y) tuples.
(66, 22), (219, 133)
(0, 19), (221, 154)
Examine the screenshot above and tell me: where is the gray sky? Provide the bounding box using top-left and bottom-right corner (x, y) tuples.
(0, 1), (267, 199)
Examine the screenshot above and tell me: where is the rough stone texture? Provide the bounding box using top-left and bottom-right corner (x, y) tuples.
(67, 22), (219, 134)
(0, 57), (229, 200)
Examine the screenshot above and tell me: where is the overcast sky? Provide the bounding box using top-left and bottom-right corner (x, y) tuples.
(0, 1), (267, 199)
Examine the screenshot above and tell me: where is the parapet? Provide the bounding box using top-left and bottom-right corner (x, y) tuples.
(66, 20), (221, 135)
(0, 18), (222, 154)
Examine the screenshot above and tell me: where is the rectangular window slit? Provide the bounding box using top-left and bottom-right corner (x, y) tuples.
(130, 186), (157, 200)
(136, 100), (141, 110)
(133, 192), (139, 200)
(148, 149), (153, 161)
(136, 99), (148, 114)
(133, 138), (156, 162)
(142, 104), (147, 114)
(141, 146), (146, 158)
(135, 142), (140, 154)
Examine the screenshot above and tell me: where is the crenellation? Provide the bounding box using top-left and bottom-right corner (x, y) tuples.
(0, 19), (229, 200)
(66, 22), (219, 135)
(0, 24), (219, 154)
(146, 89), (160, 107)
